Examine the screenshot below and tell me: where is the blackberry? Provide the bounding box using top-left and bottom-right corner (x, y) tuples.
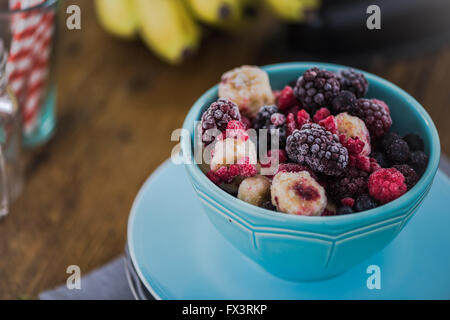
(352, 99), (392, 138)
(408, 151), (428, 175)
(338, 69), (369, 98)
(286, 123), (348, 176)
(380, 132), (401, 152)
(393, 164), (419, 190)
(253, 105), (287, 148)
(331, 90), (356, 115)
(386, 138), (410, 164)
(293, 68), (340, 114)
(337, 206), (354, 215)
(327, 167), (369, 201)
(403, 133), (424, 151)
(354, 194), (378, 212)
(260, 201), (276, 211)
(370, 151), (390, 168)
(201, 98), (241, 144)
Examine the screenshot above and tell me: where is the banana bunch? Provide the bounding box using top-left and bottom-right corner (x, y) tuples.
(94, 0), (321, 64)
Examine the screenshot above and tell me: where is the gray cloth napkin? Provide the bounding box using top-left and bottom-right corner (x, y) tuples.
(40, 155), (450, 300)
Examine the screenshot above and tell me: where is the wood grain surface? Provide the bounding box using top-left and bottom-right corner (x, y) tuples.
(0, 0), (448, 299)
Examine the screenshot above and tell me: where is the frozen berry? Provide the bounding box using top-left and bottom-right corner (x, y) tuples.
(293, 67), (341, 114)
(336, 112), (371, 156)
(313, 108), (331, 123)
(286, 123), (348, 176)
(380, 132), (401, 152)
(393, 164), (419, 190)
(403, 133), (424, 152)
(277, 86), (297, 111)
(260, 201), (276, 211)
(341, 197), (355, 208)
(352, 99), (392, 138)
(338, 69), (369, 98)
(354, 194), (378, 212)
(297, 109), (311, 128)
(253, 105), (287, 148)
(408, 151), (428, 175)
(386, 138), (410, 164)
(370, 151), (390, 168)
(337, 206), (354, 215)
(201, 98), (241, 144)
(327, 167), (369, 201)
(371, 99), (390, 114)
(271, 171), (327, 216)
(319, 116), (338, 134)
(331, 90), (357, 115)
(219, 65), (274, 118)
(260, 149), (287, 169)
(368, 168), (407, 204)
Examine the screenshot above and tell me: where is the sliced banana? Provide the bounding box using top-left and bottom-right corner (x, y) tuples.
(210, 137), (257, 171)
(219, 65), (274, 118)
(271, 171), (327, 216)
(238, 175), (271, 206)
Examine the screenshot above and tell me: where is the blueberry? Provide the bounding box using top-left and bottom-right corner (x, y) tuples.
(403, 133), (424, 152)
(408, 151), (428, 175)
(336, 206), (354, 215)
(354, 194), (378, 212)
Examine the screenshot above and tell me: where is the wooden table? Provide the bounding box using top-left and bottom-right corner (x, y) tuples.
(0, 0), (449, 299)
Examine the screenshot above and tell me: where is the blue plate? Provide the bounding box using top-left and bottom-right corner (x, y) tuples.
(127, 161), (450, 300)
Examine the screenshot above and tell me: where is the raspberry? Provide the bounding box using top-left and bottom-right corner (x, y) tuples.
(408, 151), (428, 175)
(253, 105), (287, 148)
(336, 206), (354, 215)
(277, 86), (297, 110)
(286, 123), (348, 176)
(338, 69), (369, 98)
(354, 194), (378, 212)
(286, 113), (297, 137)
(403, 133), (424, 152)
(293, 68), (341, 114)
(386, 138), (411, 164)
(201, 98), (241, 144)
(225, 120), (248, 141)
(368, 168), (407, 204)
(260, 201), (276, 211)
(341, 197), (355, 208)
(331, 90), (357, 115)
(351, 99), (392, 138)
(297, 109), (311, 128)
(327, 167), (369, 201)
(206, 170), (222, 185)
(340, 135), (365, 155)
(313, 108), (331, 123)
(393, 164), (419, 190)
(319, 116), (337, 134)
(237, 157), (257, 177)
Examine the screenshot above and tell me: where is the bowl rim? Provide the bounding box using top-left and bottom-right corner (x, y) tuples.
(181, 62), (441, 227)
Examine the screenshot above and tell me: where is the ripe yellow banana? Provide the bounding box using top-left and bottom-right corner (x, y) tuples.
(134, 0), (201, 64)
(264, 0), (321, 23)
(185, 0), (246, 27)
(94, 0), (138, 38)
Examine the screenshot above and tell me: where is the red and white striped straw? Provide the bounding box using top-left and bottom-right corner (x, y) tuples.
(7, 0), (55, 135)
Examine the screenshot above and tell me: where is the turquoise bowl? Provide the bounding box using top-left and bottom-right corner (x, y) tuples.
(181, 62), (440, 281)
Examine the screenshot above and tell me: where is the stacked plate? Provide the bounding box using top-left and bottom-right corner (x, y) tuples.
(126, 160), (450, 300)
